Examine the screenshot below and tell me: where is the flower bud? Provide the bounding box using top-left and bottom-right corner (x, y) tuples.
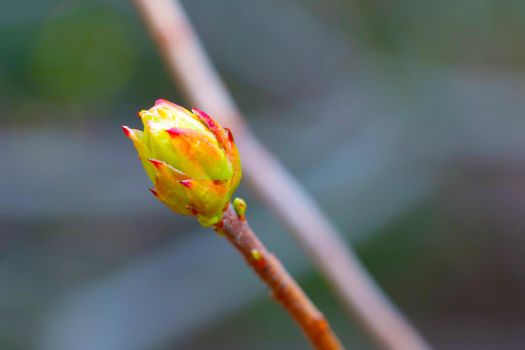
(123, 99), (241, 226)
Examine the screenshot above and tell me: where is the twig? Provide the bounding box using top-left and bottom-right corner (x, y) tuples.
(216, 204), (344, 350)
(132, 1), (432, 349)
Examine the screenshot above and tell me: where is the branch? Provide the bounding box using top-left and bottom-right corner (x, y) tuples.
(216, 204), (344, 350)
(132, 1), (432, 349)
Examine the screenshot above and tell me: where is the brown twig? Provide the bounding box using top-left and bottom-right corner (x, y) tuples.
(132, 1), (432, 349)
(216, 204), (344, 350)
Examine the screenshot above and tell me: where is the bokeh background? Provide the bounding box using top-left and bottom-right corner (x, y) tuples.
(2, 0), (525, 349)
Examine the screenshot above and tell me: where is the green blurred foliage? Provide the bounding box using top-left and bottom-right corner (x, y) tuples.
(30, 4), (137, 106)
(0, 1), (180, 125)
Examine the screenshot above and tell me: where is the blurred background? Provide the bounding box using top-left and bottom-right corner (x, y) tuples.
(1, 0), (525, 349)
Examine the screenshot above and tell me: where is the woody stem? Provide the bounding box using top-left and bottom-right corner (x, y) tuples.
(214, 204), (345, 350)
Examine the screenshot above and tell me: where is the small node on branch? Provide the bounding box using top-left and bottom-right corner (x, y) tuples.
(250, 249), (262, 261)
(233, 197), (247, 220)
(250, 248), (266, 268)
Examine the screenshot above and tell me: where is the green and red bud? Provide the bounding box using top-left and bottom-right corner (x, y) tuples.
(123, 99), (241, 226)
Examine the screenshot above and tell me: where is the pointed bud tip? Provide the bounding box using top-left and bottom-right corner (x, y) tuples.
(186, 206), (199, 216)
(155, 99), (182, 109)
(192, 108), (222, 137)
(155, 98), (168, 106)
(225, 128), (235, 143)
(166, 128), (183, 137)
(191, 107), (209, 119)
(121, 125), (132, 137)
(137, 110), (149, 119)
(148, 159), (163, 168)
(180, 179), (193, 188)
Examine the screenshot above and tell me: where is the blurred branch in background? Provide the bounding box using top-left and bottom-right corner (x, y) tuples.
(131, 0), (431, 349)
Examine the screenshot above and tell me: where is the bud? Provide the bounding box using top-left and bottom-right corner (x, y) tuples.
(123, 99), (241, 226)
